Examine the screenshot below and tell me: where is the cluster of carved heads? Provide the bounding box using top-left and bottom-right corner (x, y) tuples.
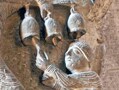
(20, 0), (95, 46)
(35, 0), (88, 44)
(65, 41), (92, 72)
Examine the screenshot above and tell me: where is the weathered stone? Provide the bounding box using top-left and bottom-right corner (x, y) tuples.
(0, 0), (119, 90)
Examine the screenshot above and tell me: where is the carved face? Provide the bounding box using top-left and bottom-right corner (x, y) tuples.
(65, 45), (84, 71)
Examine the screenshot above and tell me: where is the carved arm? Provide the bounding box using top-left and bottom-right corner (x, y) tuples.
(43, 64), (78, 89)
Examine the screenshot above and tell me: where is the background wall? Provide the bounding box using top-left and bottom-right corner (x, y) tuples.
(0, 0), (118, 90)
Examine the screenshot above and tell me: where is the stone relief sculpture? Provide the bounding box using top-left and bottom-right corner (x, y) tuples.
(35, 0), (62, 45)
(18, 0), (101, 90)
(20, 4), (40, 46)
(35, 41), (101, 90)
(53, 0), (94, 6)
(67, 6), (86, 39)
(44, 12), (62, 45)
(0, 59), (24, 90)
(35, 0), (53, 19)
(20, 4), (42, 58)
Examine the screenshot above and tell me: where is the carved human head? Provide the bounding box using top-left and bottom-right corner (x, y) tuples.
(21, 5), (40, 46)
(45, 17), (58, 38)
(67, 7), (86, 39)
(65, 41), (92, 73)
(45, 14), (62, 45)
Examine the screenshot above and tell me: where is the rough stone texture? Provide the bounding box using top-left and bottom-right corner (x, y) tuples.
(0, 0), (119, 90)
(99, 0), (119, 90)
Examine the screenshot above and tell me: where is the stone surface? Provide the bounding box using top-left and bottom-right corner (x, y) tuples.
(0, 0), (119, 90)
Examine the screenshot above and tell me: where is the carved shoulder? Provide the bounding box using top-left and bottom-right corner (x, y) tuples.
(69, 71), (101, 88)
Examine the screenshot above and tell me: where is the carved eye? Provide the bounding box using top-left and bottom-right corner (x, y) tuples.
(67, 51), (71, 56)
(73, 49), (81, 55)
(76, 50), (80, 54)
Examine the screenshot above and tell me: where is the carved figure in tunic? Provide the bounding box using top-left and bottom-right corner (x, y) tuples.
(0, 71), (22, 90)
(35, 41), (101, 90)
(21, 4), (40, 45)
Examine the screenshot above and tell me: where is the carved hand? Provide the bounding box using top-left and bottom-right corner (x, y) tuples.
(35, 50), (49, 71)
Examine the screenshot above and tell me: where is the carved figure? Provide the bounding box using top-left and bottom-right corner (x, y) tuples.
(20, 4), (42, 60)
(0, 65), (24, 90)
(35, 41), (101, 90)
(35, 0), (53, 19)
(20, 4), (40, 46)
(67, 7), (86, 39)
(35, 0), (62, 45)
(44, 12), (62, 45)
